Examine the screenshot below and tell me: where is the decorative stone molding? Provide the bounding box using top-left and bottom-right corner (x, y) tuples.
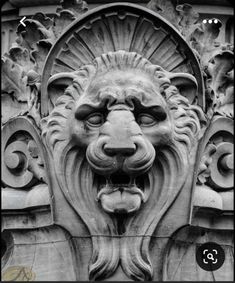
(1, 0), (233, 281)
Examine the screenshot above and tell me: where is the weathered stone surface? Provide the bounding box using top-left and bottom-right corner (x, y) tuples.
(1, 0), (234, 281)
(2, 227), (78, 281)
(163, 226), (234, 281)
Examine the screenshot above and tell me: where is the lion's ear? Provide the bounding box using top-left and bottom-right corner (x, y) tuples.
(168, 73), (198, 104)
(47, 72), (78, 112)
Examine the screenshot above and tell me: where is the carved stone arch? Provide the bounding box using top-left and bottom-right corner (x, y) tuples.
(41, 2), (205, 115)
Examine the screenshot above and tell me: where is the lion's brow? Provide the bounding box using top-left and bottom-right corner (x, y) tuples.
(74, 104), (101, 119)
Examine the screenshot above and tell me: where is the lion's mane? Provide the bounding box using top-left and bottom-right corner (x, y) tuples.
(42, 51), (206, 280)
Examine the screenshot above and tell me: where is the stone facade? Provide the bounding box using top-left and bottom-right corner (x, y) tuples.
(1, 0), (234, 281)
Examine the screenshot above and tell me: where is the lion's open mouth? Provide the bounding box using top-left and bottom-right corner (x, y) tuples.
(95, 172), (149, 214)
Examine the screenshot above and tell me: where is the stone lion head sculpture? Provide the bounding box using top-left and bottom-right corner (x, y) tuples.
(42, 51), (205, 280)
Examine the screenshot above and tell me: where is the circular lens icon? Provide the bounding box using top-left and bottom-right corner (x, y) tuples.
(196, 242), (225, 271)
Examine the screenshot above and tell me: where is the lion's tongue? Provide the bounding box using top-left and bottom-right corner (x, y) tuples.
(99, 189), (142, 214)
(97, 185), (144, 199)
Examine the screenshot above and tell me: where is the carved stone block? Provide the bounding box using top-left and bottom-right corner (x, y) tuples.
(1, 1), (233, 281)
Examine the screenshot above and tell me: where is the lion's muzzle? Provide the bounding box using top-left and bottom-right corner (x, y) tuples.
(86, 108), (155, 214)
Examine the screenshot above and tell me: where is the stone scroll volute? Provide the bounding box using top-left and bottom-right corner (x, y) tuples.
(1, 2), (234, 282)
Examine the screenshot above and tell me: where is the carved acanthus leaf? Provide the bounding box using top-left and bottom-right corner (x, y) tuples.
(189, 19), (222, 67)
(206, 47), (234, 118)
(147, 0), (179, 28)
(147, 0), (234, 120)
(1, 58), (29, 124)
(60, 0), (88, 17)
(1, 56), (30, 103)
(31, 41), (52, 76)
(32, 12), (54, 30)
(8, 45), (35, 72)
(147, 0), (199, 40)
(2, 2), (89, 127)
(176, 4), (199, 40)
(186, 18), (234, 119)
(16, 19), (53, 53)
(53, 10), (76, 39)
(16, 18), (54, 70)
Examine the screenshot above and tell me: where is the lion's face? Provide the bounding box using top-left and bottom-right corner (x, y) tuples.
(68, 70), (174, 214)
(42, 51), (205, 281)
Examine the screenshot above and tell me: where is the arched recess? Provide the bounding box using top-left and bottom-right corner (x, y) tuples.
(41, 2), (205, 116)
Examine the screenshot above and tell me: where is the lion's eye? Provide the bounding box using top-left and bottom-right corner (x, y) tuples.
(86, 113), (104, 127)
(137, 114), (156, 126)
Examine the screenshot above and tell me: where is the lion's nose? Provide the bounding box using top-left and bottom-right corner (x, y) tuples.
(104, 141), (136, 156)
(102, 109), (139, 156)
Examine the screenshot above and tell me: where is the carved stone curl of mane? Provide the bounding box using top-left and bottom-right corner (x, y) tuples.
(41, 51), (206, 281)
